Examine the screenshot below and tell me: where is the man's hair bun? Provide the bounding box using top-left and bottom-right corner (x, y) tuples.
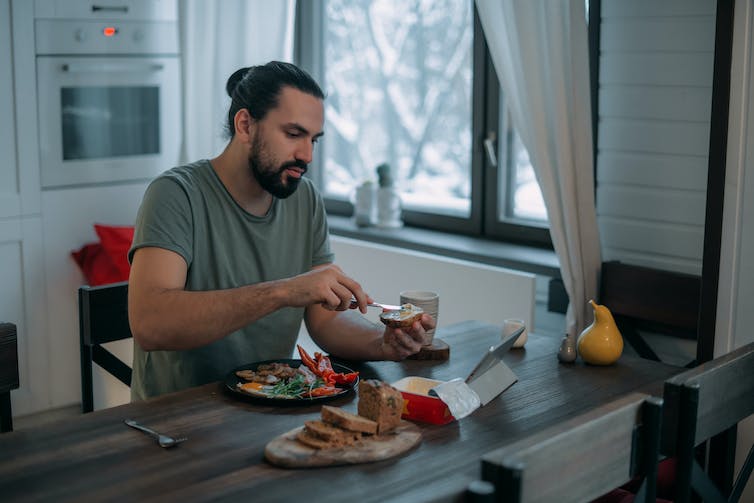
(226, 67), (250, 98)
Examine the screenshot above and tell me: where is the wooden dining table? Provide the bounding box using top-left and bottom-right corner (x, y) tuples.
(0, 321), (682, 502)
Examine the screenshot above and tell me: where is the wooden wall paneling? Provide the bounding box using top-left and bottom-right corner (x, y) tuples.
(598, 219), (704, 260)
(601, 17), (714, 52)
(596, 0), (715, 275)
(596, 186), (707, 225)
(600, 87), (712, 122)
(599, 120), (710, 155)
(600, 54), (714, 87)
(601, 0), (715, 18)
(597, 152), (708, 190)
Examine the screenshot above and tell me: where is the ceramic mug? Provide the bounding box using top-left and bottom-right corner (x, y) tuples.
(399, 290), (438, 346)
(502, 318), (528, 348)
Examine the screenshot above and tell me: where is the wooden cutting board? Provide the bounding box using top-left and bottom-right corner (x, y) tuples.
(264, 420), (422, 468)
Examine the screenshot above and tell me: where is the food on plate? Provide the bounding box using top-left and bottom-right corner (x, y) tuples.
(320, 405), (378, 435)
(235, 362), (300, 384)
(379, 303), (424, 329)
(358, 379), (404, 434)
(297, 345), (360, 386)
(234, 349), (359, 399)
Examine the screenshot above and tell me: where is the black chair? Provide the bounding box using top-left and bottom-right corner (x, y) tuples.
(476, 393), (663, 503)
(661, 341), (754, 503)
(0, 322), (19, 432)
(600, 260), (701, 366)
(79, 282), (132, 413)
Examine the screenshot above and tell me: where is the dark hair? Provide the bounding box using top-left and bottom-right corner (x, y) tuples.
(224, 61), (325, 138)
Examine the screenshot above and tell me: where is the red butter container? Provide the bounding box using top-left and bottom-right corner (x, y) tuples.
(392, 376), (456, 425)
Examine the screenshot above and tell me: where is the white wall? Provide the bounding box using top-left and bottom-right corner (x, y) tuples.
(330, 236), (536, 331)
(41, 183), (149, 409)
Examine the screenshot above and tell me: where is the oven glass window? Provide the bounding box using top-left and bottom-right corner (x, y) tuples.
(61, 86), (160, 160)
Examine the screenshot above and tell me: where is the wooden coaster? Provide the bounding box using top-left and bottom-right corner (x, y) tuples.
(407, 338), (450, 361)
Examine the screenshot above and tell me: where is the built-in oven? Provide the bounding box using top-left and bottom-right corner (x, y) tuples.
(34, 0), (181, 188)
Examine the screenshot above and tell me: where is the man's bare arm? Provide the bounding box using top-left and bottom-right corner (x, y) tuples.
(128, 248), (370, 351)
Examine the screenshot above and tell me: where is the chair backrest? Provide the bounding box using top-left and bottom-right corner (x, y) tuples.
(478, 393), (663, 503)
(0, 322), (19, 432)
(661, 342), (754, 503)
(78, 282), (132, 413)
(600, 260), (701, 364)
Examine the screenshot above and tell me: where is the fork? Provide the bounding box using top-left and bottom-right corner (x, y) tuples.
(124, 419), (187, 448)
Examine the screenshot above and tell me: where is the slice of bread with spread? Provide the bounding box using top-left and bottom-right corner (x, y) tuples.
(357, 379), (404, 434)
(379, 303), (424, 329)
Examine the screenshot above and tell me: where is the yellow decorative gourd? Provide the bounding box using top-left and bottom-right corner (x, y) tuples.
(577, 300), (624, 365)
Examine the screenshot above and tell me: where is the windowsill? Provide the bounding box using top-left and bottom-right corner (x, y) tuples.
(327, 215), (561, 278)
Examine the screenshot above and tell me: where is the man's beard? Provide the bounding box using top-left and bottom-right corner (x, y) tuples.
(248, 135), (307, 199)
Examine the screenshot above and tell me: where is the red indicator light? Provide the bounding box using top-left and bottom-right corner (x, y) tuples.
(103, 26), (117, 37)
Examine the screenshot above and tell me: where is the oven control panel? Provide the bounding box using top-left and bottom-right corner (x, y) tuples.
(35, 19), (178, 55)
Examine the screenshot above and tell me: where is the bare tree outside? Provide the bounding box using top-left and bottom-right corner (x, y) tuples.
(321, 0), (473, 217)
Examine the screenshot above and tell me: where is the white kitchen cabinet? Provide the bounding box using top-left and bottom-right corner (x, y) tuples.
(0, 0), (50, 418)
(0, 0), (20, 218)
(2, 0), (40, 218)
(0, 217), (50, 416)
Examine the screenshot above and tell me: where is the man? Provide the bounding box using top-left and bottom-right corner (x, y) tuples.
(127, 61), (434, 400)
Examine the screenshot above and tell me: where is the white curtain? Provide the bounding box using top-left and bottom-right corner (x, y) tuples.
(178, 0), (296, 162)
(475, 0), (601, 338)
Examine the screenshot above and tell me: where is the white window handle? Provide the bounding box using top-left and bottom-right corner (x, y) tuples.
(484, 132), (498, 167)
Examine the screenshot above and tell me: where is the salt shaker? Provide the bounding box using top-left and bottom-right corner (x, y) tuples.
(375, 163), (403, 228)
(557, 333), (578, 363)
(353, 180), (377, 227)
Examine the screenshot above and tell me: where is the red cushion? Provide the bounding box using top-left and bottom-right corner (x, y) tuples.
(71, 243), (124, 286)
(94, 224), (135, 280)
(72, 224), (135, 286)
(655, 457), (676, 499)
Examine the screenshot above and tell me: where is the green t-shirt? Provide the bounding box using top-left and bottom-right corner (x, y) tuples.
(128, 159), (334, 399)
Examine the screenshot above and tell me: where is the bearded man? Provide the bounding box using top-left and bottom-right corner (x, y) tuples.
(127, 61), (434, 400)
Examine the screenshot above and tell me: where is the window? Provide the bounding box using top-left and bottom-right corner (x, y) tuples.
(297, 0), (551, 247)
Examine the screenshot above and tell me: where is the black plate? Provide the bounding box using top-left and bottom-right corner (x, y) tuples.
(224, 358), (358, 404)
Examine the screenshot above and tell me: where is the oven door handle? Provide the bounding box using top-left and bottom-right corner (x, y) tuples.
(61, 62), (165, 74)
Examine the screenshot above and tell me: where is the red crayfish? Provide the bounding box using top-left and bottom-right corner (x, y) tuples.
(297, 345), (359, 388)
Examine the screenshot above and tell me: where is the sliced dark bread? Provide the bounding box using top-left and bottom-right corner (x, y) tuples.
(357, 380), (404, 434)
(321, 405), (378, 435)
(303, 420), (361, 446)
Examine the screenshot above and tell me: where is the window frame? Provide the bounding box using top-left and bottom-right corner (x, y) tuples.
(295, 0), (553, 249)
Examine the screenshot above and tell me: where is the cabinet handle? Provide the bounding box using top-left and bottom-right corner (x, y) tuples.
(61, 62), (164, 73)
(91, 5), (129, 13)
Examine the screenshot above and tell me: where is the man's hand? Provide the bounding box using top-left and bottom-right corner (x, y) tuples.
(380, 313), (436, 360)
(282, 264), (372, 312)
